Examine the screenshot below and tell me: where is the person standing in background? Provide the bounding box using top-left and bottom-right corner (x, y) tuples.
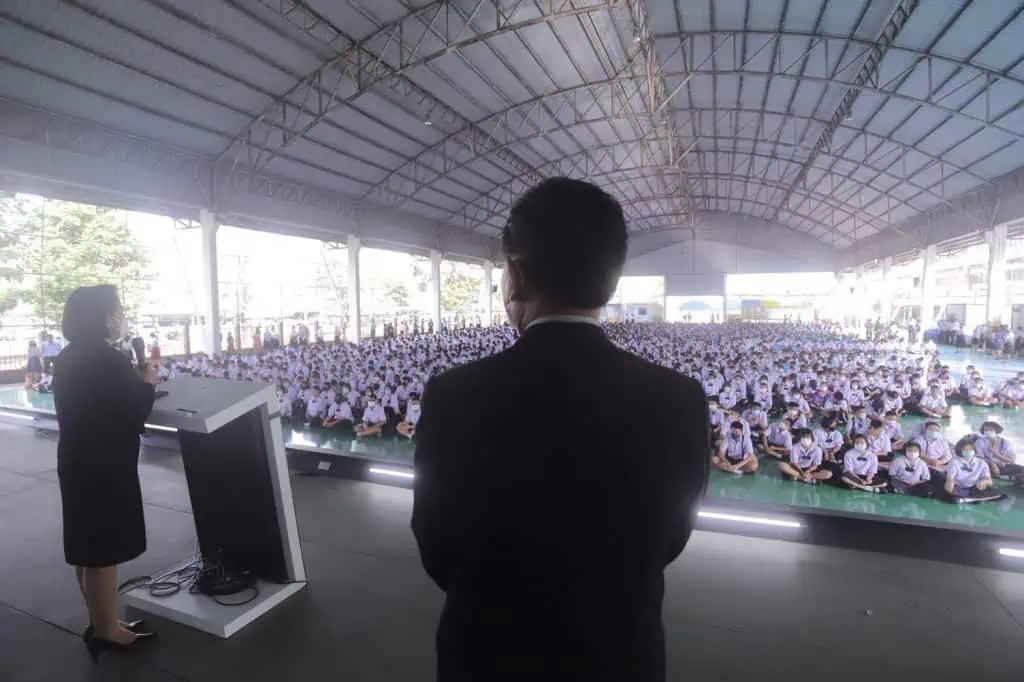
(41, 333), (60, 374)
(412, 178), (709, 682)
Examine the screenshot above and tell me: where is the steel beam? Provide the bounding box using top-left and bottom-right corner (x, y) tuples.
(219, 0), (615, 172)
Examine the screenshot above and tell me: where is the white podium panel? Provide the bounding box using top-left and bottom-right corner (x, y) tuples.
(131, 376), (306, 638)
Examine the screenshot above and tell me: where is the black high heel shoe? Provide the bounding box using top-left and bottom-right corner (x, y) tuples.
(82, 620), (147, 641)
(83, 629), (157, 663)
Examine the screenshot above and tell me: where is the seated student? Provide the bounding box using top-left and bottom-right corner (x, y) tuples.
(814, 417), (844, 462)
(708, 397), (724, 443)
(304, 387), (326, 428)
(783, 402), (808, 430)
(997, 378), (1024, 409)
(718, 388), (738, 411)
(752, 380), (773, 412)
(966, 376), (998, 407)
(396, 394), (422, 439)
(883, 410), (906, 452)
(915, 421), (954, 476)
(865, 418), (893, 463)
(762, 417), (793, 459)
(823, 391), (849, 425)
(847, 405), (870, 443)
(881, 389), (904, 416)
(356, 396), (388, 437)
(322, 394), (354, 434)
(741, 403), (768, 441)
(975, 421), (1024, 480)
(941, 437), (1006, 504)
(723, 407), (751, 447)
(840, 435), (888, 493)
(888, 441), (932, 496)
(278, 389), (293, 425)
(712, 421), (759, 474)
(846, 380), (865, 410)
(917, 384), (951, 419)
(32, 372), (54, 394)
(779, 429), (833, 484)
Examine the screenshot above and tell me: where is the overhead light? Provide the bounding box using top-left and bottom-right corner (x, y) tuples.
(698, 510), (802, 529)
(145, 423), (178, 433)
(423, 120), (433, 126)
(0, 410), (33, 421)
(634, 35), (642, 43)
(368, 466), (415, 480)
(999, 547), (1024, 559)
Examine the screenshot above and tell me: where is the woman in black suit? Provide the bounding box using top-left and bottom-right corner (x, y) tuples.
(53, 285), (158, 660)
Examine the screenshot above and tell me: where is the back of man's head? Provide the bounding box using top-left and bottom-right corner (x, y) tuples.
(502, 178), (627, 309)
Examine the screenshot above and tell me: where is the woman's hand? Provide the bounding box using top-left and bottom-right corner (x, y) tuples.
(139, 364), (158, 385)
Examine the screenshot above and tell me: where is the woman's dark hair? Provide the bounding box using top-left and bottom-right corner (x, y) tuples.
(62, 284), (119, 343)
(502, 177), (627, 308)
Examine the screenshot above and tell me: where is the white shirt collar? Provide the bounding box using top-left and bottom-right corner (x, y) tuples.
(525, 314), (601, 331)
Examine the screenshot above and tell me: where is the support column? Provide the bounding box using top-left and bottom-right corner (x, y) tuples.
(482, 260), (493, 326)
(347, 236), (361, 343)
(879, 257), (893, 322)
(199, 209), (220, 355)
(920, 244), (937, 341)
(430, 249), (443, 333)
(986, 223), (1009, 325)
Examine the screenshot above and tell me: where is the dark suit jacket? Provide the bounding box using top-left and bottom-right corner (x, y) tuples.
(412, 321), (710, 682)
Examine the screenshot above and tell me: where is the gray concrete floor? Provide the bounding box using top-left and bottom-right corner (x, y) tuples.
(1, 423), (1024, 682)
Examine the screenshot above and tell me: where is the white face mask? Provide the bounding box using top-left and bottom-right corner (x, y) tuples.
(984, 431), (997, 440)
(905, 450), (919, 461)
(855, 443), (867, 453)
(926, 431), (939, 441)
(800, 437), (812, 447)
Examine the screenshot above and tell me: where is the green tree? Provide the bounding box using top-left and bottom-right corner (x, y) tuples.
(1, 198), (150, 327)
(0, 192), (27, 321)
(381, 279), (410, 309)
(442, 265), (481, 313)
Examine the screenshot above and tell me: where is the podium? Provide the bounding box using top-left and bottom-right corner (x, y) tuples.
(122, 376), (306, 638)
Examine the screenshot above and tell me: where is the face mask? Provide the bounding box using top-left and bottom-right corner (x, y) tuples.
(855, 443), (867, 453)
(984, 431), (996, 439)
(961, 449), (975, 460)
(926, 431), (939, 441)
(905, 450), (919, 461)
(801, 437), (812, 447)
(730, 432), (741, 441)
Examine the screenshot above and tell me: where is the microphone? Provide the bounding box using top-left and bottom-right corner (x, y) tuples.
(131, 336), (148, 370)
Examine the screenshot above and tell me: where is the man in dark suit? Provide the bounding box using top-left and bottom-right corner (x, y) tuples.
(412, 178), (710, 682)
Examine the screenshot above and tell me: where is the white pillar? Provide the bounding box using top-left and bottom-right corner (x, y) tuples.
(986, 223), (1009, 325)
(430, 249), (442, 333)
(482, 260), (493, 326)
(880, 257), (893, 322)
(920, 244), (937, 341)
(347, 236), (361, 343)
(199, 209), (220, 355)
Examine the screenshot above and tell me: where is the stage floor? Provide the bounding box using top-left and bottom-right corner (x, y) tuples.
(5, 344), (1024, 537)
(2, 422), (1024, 682)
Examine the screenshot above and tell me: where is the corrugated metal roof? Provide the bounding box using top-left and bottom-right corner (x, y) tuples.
(0, 0), (1022, 252)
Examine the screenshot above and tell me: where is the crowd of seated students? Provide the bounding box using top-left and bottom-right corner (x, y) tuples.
(146, 319), (1023, 502)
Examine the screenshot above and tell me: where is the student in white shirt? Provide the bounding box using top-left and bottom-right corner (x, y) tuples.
(966, 377), (998, 407)
(888, 441), (932, 496)
(916, 384), (951, 419)
(823, 391), (849, 425)
(841, 435), (887, 493)
(915, 421), (953, 474)
(397, 394), (422, 439)
(847, 406), (870, 443)
(998, 379), (1024, 409)
(882, 410), (905, 453)
(865, 419), (892, 463)
(304, 387), (326, 428)
(278, 390), (293, 424)
(322, 394), (354, 434)
(708, 397), (724, 442)
(813, 417), (844, 462)
(941, 438), (1004, 503)
(762, 418), (793, 459)
(357, 396), (387, 437)
(713, 422), (758, 474)
(975, 421), (1023, 481)
(779, 429), (832, 484)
